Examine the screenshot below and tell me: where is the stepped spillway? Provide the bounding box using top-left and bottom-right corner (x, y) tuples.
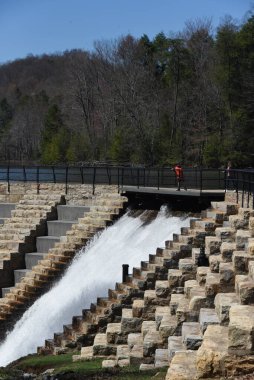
(0, 207), (190, 366)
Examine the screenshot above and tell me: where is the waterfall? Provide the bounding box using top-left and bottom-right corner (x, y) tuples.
(0, 207), (190, 366)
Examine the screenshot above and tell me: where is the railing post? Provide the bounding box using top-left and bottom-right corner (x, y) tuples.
(65, 166), (68, 195)
(122, 264), (129, 283)
(121, 168), (124, 190)
(200, 168), (203, 194)
(23, 166), (27, 182)
(137, 168), (140, 189)
(117, 167), (120, 193)
(36, 166), (40, 194)
(52, 166), (56, 183)
(92, 167), (96, 195)
(7, 165), (10, 193)
(80, 167), (84, 184)
(157, 168), (160, 190)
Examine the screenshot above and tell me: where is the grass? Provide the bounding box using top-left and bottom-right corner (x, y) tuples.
(8, 353), (167, 379)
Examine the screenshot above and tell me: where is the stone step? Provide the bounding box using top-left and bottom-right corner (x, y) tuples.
(199, 308), (220, 334)
(25, 252), (47, 270)
(154, 348), (169, 368)
(57, 205), (90, 220)
(47, 220), (77, 237)
(181, 322), (202, 350)
(0, 203), (16, 218)
(14, 268), (31, 284)
(168, 336), (184, 362)
(214, 293), (239, 324)
(196, 325), (228, 379)
(166, 350), (197, 380)
(210, 202), (239, 215)
(36, 236), (61, 252)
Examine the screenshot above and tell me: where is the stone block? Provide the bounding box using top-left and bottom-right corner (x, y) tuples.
(184, 279), (198, 298)
(205, 273), (221, 297)
(155, 280), (170, 298)
(129, 344), (143, 365)
(238, 280), (254, 305)
(168, 336), (184, 361)
(205, 237), (221, 256)
(248, 238), (254, 255)
(249, 217), (254, 237)
(182, 322), (202, 350)
(140, 363), (155, 370)
(106, 323), (121, 344)
(159, 314), (179, 341)
(168, 269), (183, 289)
(214, 293), (238, 324)
(196, 267), (210, 286)
(166, 350), (197, 380)
(199, 308), (219, 334)
(215, 227), (235, 242)
(141, 321), (156, 337)
(220, 242), (236, 262)
(233, 251), (254, 274)
(229, 215), (248, 230)
(143, 330), (164, 357)
(236, 230), (251, 250)
(132, 299), (144, 318)
(102, 359), (117, 368)
(196, 325), (228, 378)
(228, 305), (254, 355)
(209, 254), (223, 273)
(219, 262), (235, 289)
(155, 349), (169, 368)
(116, 345), (129, 360)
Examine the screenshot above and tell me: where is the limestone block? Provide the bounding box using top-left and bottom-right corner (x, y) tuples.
(141, 321), (157, 338)
(155, 306), (170, 326)
(220, 242), (237, 262)
(219, 262), (235, 289)
(178, 258), (197, 275)
(121, 311), (142, 334)
(184, 280), (198, 298)
(205, 273), (221, 297)
(249, 217), (254, 237)
(182, 322), (202, 350)
(170, 294), (185, 315)
(199, 308), (220, 334)
(127, 333), (143, 349)
(159, 314), (179, 341)
(166, 350), (197, 380)
(228, 305), (254, 355)
(214, 293), (238, 324)
(93, 333), (116, 356)
(80, 346), (93, 358)
(168, 336), (184, 361)
(132, 299), (144, 318)
(196, 325), (228, 378)
(116, 345), (129, 359)
(248, 238), (254, 255)
(233, 251), (254, 274)
(238, 280), (254, 305)
(143, 330), (163, 357)
(168, 269), (183, 289)
(196, 267), (210, 286)
(102, 359), (117, 368)
(205, 236), (222, 255)
(118, 358), (130, 367)
(249, 261), (254, 280)
(236, 229), (251, 250)
(140, 363), (155, 370)
(215, 227), (235, 242)
(209, 255), (223, 273)
(155, 348), (169, 368)
(106, 323), (121, 344)
(129, 344), (143, 365)
(229, 214), (248, 230)
(155, 280), (170, 298)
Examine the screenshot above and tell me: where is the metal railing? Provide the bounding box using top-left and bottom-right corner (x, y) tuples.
(0, 165), (253, 206)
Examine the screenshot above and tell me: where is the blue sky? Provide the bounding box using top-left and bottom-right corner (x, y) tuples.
(0, 0), (252, 64)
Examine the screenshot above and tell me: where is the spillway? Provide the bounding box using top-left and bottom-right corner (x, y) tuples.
(0, 207), (190, 366)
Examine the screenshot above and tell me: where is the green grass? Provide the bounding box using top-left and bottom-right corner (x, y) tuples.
(9, 353), (167, 379)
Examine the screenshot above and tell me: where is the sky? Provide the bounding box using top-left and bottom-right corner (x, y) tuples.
(0, 0), (252, 64)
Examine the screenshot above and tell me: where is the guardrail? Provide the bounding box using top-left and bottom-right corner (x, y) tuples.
(0, 165), (253, 207)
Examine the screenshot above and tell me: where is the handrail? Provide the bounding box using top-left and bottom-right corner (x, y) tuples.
(0, 165), (252, 203)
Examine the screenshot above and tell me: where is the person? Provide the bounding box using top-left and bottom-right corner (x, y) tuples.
(173, 163), (187, 191)
(225, 161), (236, 192)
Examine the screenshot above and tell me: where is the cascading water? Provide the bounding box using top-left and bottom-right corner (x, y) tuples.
(0, 206), (190, 366)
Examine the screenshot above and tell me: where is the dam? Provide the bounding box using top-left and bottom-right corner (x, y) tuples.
(0, 166), (252, 378)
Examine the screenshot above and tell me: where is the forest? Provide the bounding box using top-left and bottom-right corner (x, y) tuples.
(0, 14), (254, 168)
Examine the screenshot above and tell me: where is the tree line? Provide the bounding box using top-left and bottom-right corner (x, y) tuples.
(0, 14), (253, 168)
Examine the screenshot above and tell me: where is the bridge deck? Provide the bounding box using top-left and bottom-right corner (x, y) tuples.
(122, 186), (225, 198)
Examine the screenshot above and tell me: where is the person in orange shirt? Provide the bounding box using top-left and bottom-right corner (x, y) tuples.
(173, 163), (187, 191)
